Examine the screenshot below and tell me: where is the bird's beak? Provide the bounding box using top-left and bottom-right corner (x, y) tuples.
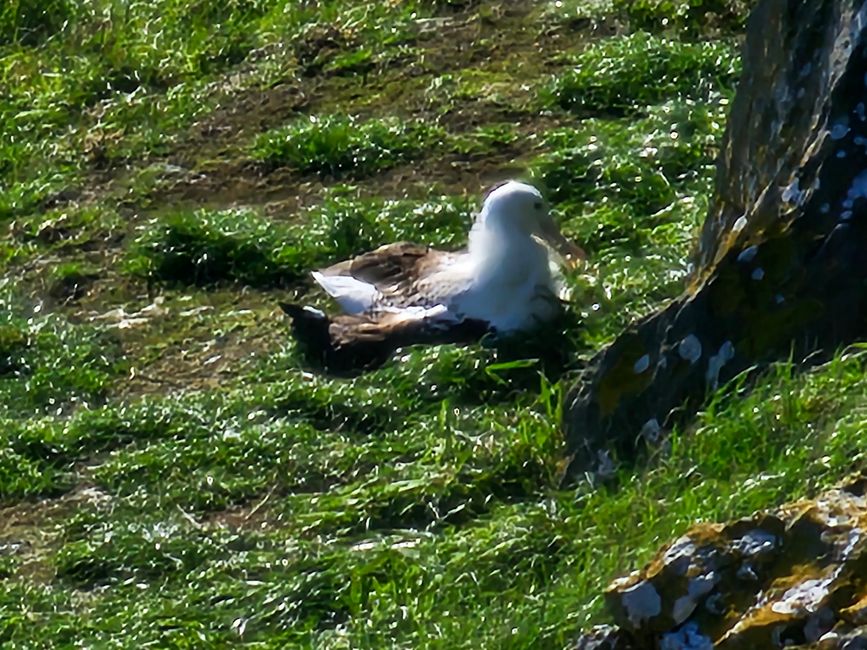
(537, 216), (587, 269)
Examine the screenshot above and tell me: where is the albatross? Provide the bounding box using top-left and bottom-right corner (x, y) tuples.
(280, 181), (587, 368)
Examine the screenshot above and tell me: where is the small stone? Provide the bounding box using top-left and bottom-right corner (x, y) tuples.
(575, 625), (636, 650)
(672, 595), (696, 625)
(733, 529), (777, 557)
(660, 622), (713, 650)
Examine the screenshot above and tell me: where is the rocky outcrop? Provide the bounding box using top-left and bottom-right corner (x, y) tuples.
(575, 478), (867, 649)
(563, 0), (867, 476)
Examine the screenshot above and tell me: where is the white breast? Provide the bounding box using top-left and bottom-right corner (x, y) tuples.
(446, 235), (560, 331)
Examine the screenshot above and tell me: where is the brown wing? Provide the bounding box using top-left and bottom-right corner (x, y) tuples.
(318, 242), (456, 308)
(280, 301), (488, 371)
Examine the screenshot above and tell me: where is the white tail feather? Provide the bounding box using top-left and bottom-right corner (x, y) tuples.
(311, 272), (380, 314)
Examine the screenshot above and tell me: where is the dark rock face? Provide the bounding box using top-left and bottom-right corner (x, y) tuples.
(574, 477), (867, 649)
(564, 0), (867, 477)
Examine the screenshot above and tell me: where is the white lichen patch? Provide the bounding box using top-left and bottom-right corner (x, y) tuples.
(633, 354), (651, 374)
(732, 529), (778, 557)
(737, 245), (759, 264)
(662, 536), (696, 574)
(678, 335), (702, 364)
(620, 580), (663, 627)
(688, 572), (718, 599)
(830, 122), (850, 140)
(705, 341), (735, 389)
(660, 622), (714, 650)
(733, 215), (748, 232)
(672, 595), (697, 625)
(771, 577), (833, 615)
(847, 169), (867, 201)
(640, 418), (662, 444)
(781, 179), (803, 204)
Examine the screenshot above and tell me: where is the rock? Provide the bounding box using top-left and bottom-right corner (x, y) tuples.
(574, 625), (637, 649)
(563, 0), (867, 476)
(581, 477), (867, 649)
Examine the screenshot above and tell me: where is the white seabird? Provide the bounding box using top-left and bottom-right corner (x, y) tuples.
(281, 180), (587, 367)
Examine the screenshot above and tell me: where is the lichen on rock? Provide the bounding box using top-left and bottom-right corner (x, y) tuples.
(575, 477), (867, 649)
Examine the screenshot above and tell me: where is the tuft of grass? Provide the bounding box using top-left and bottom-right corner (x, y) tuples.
(544, 0), (752, 35)
(0, 291), (122, 419)
(126, 209), (298, 288)
(0, 0), (72, 46)
(127, 193), (473, 287)
(543, 32), (740, 114)
(613, 0), (752, 34)
(252, 114), (446, 177)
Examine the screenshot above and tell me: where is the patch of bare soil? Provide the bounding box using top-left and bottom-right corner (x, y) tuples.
(0, 485), (111, 583)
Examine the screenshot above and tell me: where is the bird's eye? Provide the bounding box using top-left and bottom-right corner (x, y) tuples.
(533, 201), (543, 210)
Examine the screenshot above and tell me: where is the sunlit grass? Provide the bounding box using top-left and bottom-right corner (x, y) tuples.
(252, 114), (446, 177)
(2, 0), (854, 648)
(126, 193), (473, 287)
(542, 32), (740, 114)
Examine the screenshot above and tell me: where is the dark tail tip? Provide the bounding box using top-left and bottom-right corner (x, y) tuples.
(278, 302), (390, 373)
(278, 303), (334, 359)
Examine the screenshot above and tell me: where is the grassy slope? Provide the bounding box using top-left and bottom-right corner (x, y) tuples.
(3, 0), (863, 647)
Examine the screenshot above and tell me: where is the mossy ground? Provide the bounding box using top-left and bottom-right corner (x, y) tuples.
(3, 0), (859, 647)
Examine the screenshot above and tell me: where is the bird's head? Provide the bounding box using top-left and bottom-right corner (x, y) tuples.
(479, 181), (587, 267)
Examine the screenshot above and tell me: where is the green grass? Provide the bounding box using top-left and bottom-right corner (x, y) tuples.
(546, 0), (750, 34)
(543, 32), (740, 114)
(127, 193), (472, 287)
(3, 0), (859, 648)
(252, 114), (446, 177)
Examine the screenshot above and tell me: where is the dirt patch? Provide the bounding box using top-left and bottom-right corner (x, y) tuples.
(91, 291), (288, 400)
(0, 484), (111, 583)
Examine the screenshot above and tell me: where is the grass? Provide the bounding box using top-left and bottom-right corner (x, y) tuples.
(127, 193), (473, 287)
(542, 33), (740, 114)
(546, 0), (749, 34)
(5, 0), (857, 648)
(252, 114), (446, 177)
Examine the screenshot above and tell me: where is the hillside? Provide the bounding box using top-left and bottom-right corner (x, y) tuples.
(3, 0), (866, 647)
